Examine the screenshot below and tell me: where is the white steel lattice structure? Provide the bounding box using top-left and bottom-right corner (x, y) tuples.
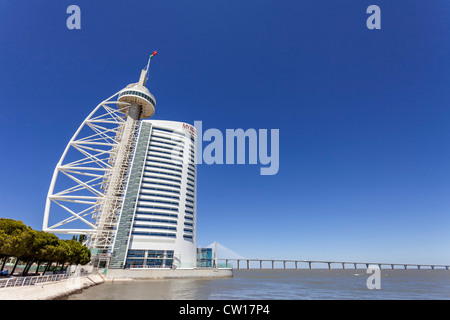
(43, 54), (157, 257)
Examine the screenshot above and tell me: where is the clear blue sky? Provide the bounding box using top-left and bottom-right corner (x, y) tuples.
(1, 1), (449, 264)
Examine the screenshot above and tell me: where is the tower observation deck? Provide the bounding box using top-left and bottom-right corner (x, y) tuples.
(43, 52), (159, 264)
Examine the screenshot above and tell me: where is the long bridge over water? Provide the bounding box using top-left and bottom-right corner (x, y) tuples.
(218, 259), (450, 270)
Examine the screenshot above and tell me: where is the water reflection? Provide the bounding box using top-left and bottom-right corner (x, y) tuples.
(65, 269), (450, 300)
(67, 278), (218, 300)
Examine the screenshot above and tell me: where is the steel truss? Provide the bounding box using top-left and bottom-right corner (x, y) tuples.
(43, 91), (139, 253)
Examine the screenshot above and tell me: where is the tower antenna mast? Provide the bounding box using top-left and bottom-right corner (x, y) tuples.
(142, 50), (158, 86)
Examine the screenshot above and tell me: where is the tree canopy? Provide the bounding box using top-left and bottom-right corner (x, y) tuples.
(0, 218), (90, 275)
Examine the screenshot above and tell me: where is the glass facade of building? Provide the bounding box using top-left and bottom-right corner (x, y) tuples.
(125, 249), (174, 268)
(110, 120), (197, 269)
(197, 248), (213, 268)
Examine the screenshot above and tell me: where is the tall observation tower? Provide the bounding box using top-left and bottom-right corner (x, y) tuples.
(88, 53), (157, 257)
(43, 53), (198, 268)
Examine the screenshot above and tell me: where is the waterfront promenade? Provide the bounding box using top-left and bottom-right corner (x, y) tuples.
(0, 273), (105, 300)
(0, 267), (232, 299)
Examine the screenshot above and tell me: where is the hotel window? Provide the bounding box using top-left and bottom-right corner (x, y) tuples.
(135, 211), (178, 219)
(131, 231), (176, 238)
(125, 250), (174, 268)
(136, 204), (178, 211)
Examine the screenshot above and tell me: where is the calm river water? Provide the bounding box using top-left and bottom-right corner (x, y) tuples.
(64, 269), (450, 300)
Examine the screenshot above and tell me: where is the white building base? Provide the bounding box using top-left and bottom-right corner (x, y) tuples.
(103, 268), (232, 280)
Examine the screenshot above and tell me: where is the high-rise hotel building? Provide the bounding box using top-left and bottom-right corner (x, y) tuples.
(43, 54), (199, 269)
(109, 120), (197, 269)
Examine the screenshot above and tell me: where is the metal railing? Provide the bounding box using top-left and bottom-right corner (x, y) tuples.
(0, 270), (90, 289)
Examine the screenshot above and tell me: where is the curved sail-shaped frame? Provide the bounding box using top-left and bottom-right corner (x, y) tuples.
(43, 91), (132, 240)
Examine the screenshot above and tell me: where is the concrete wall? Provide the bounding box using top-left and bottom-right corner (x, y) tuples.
(104, 268), (232, 280)
(0, 274), (105, 300)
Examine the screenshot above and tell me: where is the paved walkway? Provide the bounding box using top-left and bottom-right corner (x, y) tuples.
(0, 274), (105, 300)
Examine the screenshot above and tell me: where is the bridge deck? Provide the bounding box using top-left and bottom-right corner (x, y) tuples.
(218, 259), (450, 270)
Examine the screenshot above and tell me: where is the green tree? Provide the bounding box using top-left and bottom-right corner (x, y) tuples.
(17, 228), (40, 276)
(78, 234), (87, 244)
(0, 230), (7, 271)
(0, 218), (91, 275)
(67, 240), (91, 265)
(0, 219), (33, 274)
(0, 218), (28, 234)
(31, 231), (60, 275)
